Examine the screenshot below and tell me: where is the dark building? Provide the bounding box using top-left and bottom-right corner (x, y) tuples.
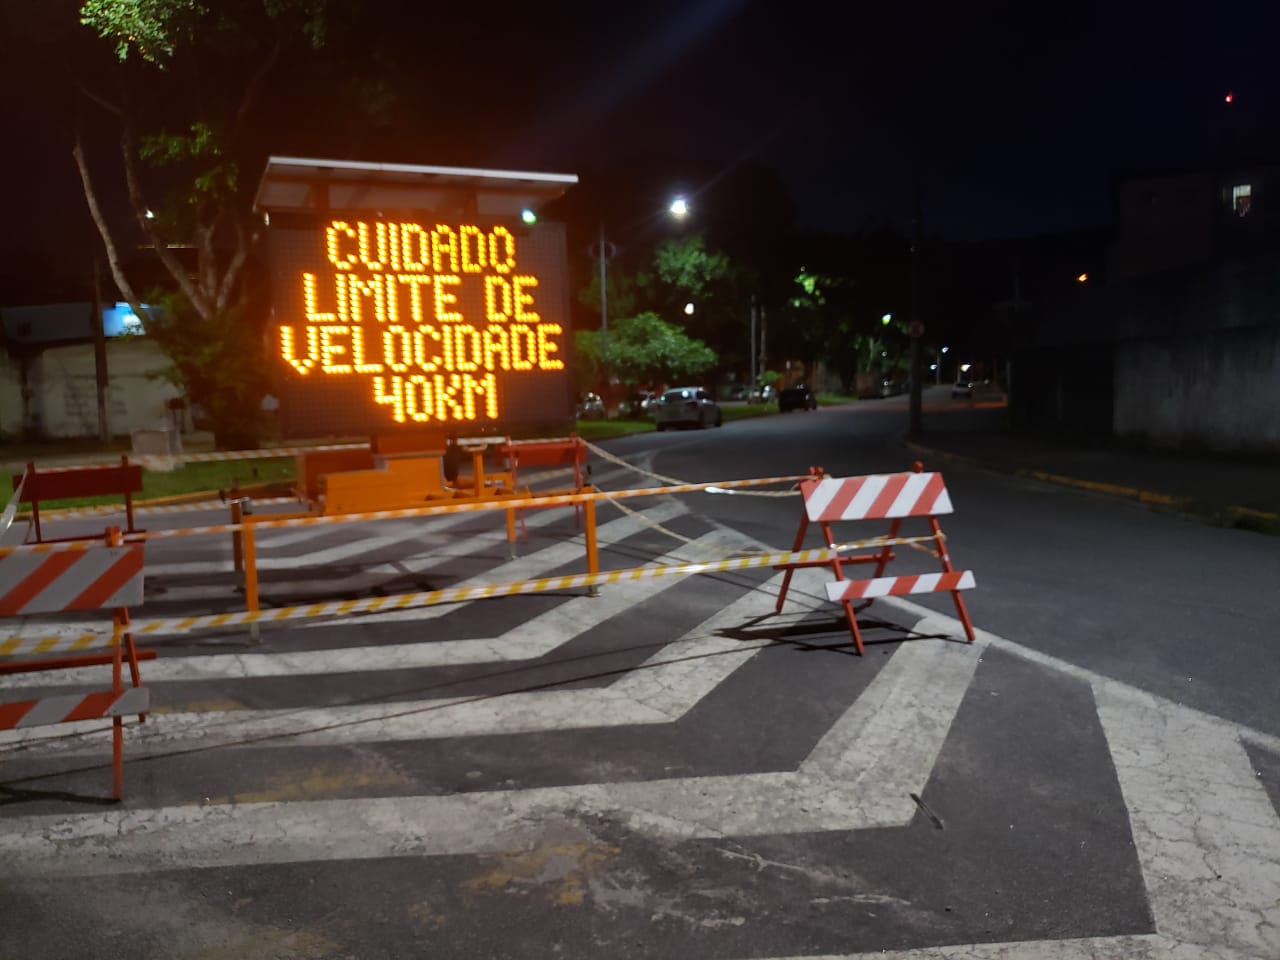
(1015, 162), (1280, 456)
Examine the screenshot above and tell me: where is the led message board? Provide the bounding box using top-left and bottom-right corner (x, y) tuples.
(267, 216), (574, 437)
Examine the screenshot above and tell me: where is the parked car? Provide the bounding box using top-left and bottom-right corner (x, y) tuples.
(777, 384), (818, 412)
(879, 377), (906, 397)
(748, 384), (776, 403)
(723, 385), (749, 402)
(653, 386), (722, 430)
(576, 392), (606, 419)
(623, 390), (658, 419)
(951, 379), (974, 399)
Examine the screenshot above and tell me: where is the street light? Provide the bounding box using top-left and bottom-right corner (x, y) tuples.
(936, 345), (949, 385)
(683, 302), (695, 316)
(881, 312), (893, 326)
(594, 194), (691, 401)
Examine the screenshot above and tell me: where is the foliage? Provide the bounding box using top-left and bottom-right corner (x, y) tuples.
(142, 291), (270, 448)
(578, 266), (654, 326)
(577, 313), (717, 388)
(80, 0), (204, 63)
(73, 0), (338, 446)
(578, 232), (750, 382)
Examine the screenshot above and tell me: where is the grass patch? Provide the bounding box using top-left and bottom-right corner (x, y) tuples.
(817, 393), (856, 406)
(720, 403), (776, 422)
(13, 459), (297, 511)
(7, 401), (798, 508)
(573, 419), (655, 441)
(141, 459), (295, 498)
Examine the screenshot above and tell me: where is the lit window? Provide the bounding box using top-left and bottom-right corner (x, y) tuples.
(1232, 184), (1252, 217)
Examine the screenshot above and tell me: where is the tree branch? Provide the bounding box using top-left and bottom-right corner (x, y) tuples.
(215, 205), (252, 314)
(231, 38), (283, 141)
(120, 126), (213, 320)
(73, 122), (146, 321)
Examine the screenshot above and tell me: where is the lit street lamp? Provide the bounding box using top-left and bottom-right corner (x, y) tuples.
(592, 195), (692, 400)
(936, 344), (949, 385)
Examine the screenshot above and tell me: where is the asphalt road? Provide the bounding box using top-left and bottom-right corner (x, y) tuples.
(1, 394), (1277, 960)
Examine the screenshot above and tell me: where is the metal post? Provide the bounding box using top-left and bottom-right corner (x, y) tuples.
(598, 220), (609, 386)
(584, 496), (599, 597)
(749, 295), (758, 396)
(908, 180), (924, 440)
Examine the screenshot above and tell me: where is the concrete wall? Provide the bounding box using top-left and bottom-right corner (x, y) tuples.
(0, 338), (179, 439)
(1114, 327), (1280, 455)
(0, 350), (23, 437)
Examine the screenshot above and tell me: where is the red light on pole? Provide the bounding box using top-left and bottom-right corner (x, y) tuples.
(1225, 92), (1234, 104)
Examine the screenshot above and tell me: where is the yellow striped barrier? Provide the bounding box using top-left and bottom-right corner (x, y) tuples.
(112, 544), (846, 637)
(0, 474), (808, 556)
(7, 535), (936, 645)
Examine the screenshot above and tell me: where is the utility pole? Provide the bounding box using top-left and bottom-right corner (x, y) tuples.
(908, 181), (924, 440)
(598, 220), (609, 389)
(749, 294), (758, 393)
(91, 258), (110, 443)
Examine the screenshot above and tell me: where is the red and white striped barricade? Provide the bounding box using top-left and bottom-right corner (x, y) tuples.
(0, 527), (151, 799)
(774, 464), (976, 655)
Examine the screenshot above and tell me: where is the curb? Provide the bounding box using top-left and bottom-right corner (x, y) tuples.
(903, 439), (1280, 533)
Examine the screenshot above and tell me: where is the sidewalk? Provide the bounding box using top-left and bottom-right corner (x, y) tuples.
(905, 427), (1280, 534)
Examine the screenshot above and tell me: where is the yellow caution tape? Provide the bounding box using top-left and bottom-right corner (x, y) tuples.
(120, 537), (927, 638)
(0, 474), (807, 556)
(0, 628), (121, 657)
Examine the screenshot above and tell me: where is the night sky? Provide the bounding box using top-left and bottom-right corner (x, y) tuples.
(3, 0), (1280, 298)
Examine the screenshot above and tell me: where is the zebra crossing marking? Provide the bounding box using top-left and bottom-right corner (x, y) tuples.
(0, 629), (980, 877)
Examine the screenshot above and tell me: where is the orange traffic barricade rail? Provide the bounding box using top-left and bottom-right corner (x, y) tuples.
(10, 457), (144, 544)
(774, 462), (976, 654)
(0, 526), (152, 799)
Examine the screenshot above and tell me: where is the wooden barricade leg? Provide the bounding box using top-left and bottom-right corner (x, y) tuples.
(242, 521), (259, 613)
(229, 478), (243, 570)
(122, 455), (138, 536)
(869, 518), (903, 580)
(111, 618), (124, 801)
(930, 515), (976, 642)
(116, 608), (146, 722)
(774, 514), (810, 613)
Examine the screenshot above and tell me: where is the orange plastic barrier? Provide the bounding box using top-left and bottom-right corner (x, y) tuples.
(774, 463), (976, 654)
(0, 527), (151, 799)
(497, 435), (590, 533)
(10, 457), (143, 544)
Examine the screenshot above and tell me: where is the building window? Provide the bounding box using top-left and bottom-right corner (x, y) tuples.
(1231, 183), (1252, 217)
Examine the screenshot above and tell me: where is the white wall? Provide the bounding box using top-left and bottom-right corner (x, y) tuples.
(0, 338), (180, 439)
(1114, 328), (1280, 455)
(0, 350), (22, 436)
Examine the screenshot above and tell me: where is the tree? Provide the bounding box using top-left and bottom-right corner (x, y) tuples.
(73, 0), (332, 446)
(576, 313), (716, 389)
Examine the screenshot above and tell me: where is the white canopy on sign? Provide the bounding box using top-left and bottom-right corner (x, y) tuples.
(253, 156), (578, 219)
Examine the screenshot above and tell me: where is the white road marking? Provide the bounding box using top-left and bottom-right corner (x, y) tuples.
(0, 559), (805, 752)
(2, 498), (690, 645)
(0, 621), (981, 876)
(873, 595), (1280, 960)
(752, 933), (1228, 959)
(1, 527), (743, 688)
(1097, 687), (1280, 960)
(311, 497), (690, 627)
(142, 506), (568, 575)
